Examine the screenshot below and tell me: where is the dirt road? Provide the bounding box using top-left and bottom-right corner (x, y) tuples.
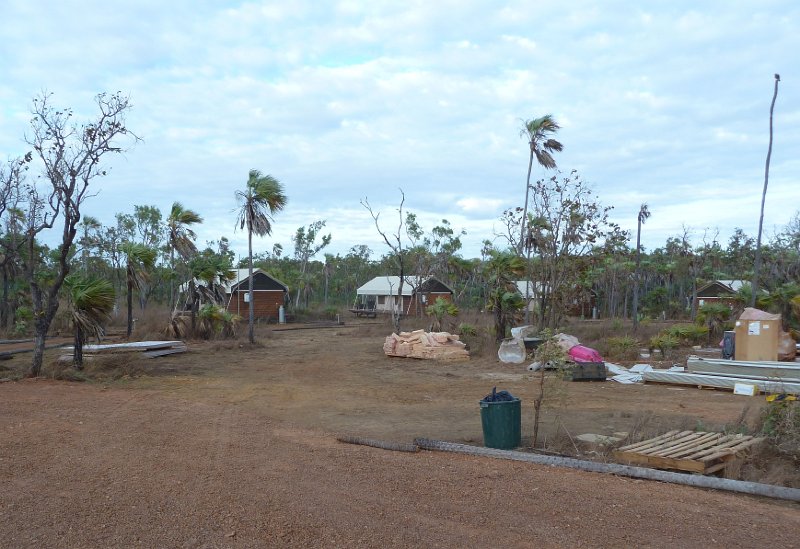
(1, 324), (798, 547)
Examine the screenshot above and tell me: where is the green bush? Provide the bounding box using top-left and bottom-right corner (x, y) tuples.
(760, 401), (800, 459)
(649, 334), (678, 358)
(606, 335), (640, 360)
(664, 324), (708, 345)
(457, 322), (477, 337)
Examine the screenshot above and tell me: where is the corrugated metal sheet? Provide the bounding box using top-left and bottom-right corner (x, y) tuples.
(643, 370), (800, 395)
(687, 356), (800, 382)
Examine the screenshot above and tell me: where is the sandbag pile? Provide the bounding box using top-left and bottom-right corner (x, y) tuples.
(383, 330), (469, 361)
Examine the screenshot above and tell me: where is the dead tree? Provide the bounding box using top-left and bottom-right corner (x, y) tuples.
(361, 191), (410, 334)
(21, 92), (137, 377)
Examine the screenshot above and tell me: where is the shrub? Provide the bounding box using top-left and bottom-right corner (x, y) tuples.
(760, 401), (800, 459)
(664, 324), (708, 345)
(649, 334), (678, 357)
(605, 335), (640, 360)
(457, 322), (477, 337)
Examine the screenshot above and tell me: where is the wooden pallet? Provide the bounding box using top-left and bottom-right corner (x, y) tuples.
(613, 430), (765, 477)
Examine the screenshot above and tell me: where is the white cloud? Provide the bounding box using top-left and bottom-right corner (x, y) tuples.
(0, 0), (798, 261)
(456, 197), (505, 213)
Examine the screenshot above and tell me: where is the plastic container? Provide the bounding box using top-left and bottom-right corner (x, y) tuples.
(480, 398), (522, 449)
(498, 339), (525, 363)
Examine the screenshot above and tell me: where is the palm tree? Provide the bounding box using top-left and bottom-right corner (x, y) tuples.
(752, 74), (781, 306)
(120, 242), (157, 338)
(235, 169), (287, 343)
(484, 250), (526, 342)
(632, 203), (651, 332)
(519, 115), (562, 323)
(64, 273), (115, 369)
(166, 202), (203, 310)
(518, 115), (563, 254)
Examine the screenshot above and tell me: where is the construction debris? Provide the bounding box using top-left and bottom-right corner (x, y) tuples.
(383, 330), (469, 361)
(643, 370), (800, 395)
(687, 355), (800, 382)
(614, 430), (765, 477)
(61, 340), (187, 362)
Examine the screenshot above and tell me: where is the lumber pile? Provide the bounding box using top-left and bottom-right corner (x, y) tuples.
(614, 430), (765, 477)
(383, 330), (469, 361)
(60, 340), (187, 362)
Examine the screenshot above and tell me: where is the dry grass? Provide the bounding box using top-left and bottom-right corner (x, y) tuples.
(43, 352), (146, 382)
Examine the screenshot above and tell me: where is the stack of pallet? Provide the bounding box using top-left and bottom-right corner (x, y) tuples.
(383, 330), (469, 361)
(61, 340), (187, 362)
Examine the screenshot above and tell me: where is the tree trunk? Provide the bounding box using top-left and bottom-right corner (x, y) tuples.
(532, 366), (546, 447)
(126, 276), (134, 338)
(189, 279), (197, 336)
(30, 326), (47, 378)
(518, 151), (535, 256)
(0, 267), (7, 330)
(752, 74), (780, 306)
(633, 219), (642, 332)
(73, 326), (84, 370)
(248, 227), (255, 344)
(169, 246), (175, 312)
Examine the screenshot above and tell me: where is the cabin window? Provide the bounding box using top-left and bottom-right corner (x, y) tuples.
(378, 296), (386, 305)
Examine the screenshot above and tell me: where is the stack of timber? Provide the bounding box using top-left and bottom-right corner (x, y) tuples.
(383, 330), (469, 361)
(643, 355), (800, 395)
(613, 430), (765, 477)
(61, 341), (187, 361)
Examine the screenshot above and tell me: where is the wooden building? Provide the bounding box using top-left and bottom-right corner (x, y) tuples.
(694, 279), (747, 311)
(226, 269), (289, 321)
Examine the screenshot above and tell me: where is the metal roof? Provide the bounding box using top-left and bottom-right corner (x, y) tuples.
(180, 268), (288, 293)
(356, 276), (452, 296)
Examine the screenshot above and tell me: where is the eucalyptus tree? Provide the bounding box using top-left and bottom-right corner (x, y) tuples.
(64, 273), (114, 368)
(235, 170), (287, 344)
(166, 202), (203, 309)
(120, 242), (157, 337)
(293, 220), (331, 308)
(528, 171), (615, 329)
(21, 91), (136, 377)
(362, 190), (413, 334)
(632, 203), (651, 331)
(78, 216), (101, 272)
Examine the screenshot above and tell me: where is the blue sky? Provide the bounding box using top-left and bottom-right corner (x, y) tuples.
(1, 1), (798, 261)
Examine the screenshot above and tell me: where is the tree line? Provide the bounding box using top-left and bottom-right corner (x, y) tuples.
(2, 92), (798, 377)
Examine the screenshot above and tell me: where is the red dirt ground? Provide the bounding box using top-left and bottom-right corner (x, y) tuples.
(1, 322), (798, 547)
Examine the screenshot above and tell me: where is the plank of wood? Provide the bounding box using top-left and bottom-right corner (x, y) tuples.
(635, 432), (702, 455)
(612, 451), (707, 473)
(657, 433), (722, 458)
(699, 437), (765, 463)
(616, 430), (681, 452)
(685, 435), (742, 460)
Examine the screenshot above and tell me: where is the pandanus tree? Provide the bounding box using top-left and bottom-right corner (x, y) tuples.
(120, 242), (157, 337)
(64, 273), (115, 369)
(235, 170), (287, 344)
(166, 202), (203, 310)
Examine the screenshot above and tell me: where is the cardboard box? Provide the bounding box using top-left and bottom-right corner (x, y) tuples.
(734, 315), (780, 362)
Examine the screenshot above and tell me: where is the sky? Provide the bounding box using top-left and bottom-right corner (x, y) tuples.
(1, 1), (798, 263)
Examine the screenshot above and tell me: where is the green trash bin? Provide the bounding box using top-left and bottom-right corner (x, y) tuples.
(480, 397), (521, 449)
